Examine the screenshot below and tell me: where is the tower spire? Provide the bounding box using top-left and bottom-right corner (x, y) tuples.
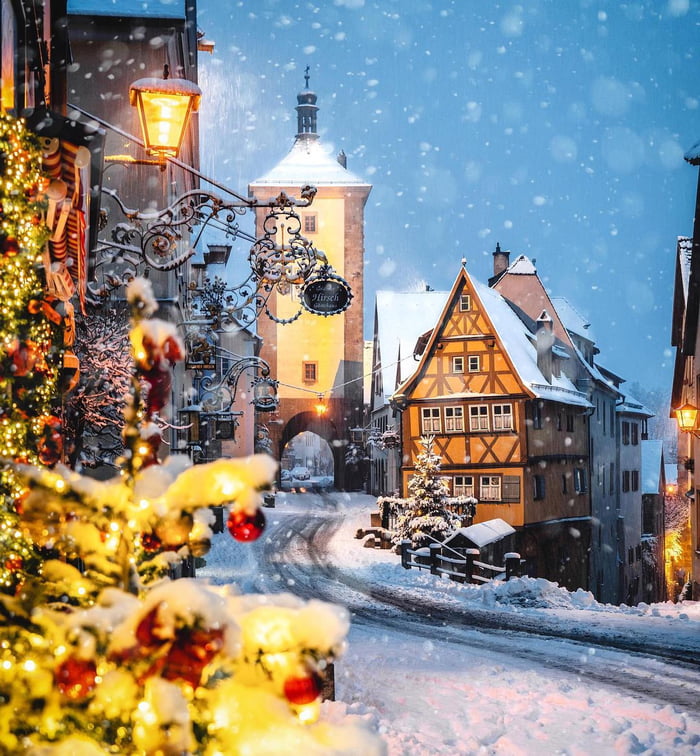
(296, 67), (319, 139)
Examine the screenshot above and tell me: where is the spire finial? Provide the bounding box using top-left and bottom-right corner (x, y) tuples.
(304, 65), (310, 89)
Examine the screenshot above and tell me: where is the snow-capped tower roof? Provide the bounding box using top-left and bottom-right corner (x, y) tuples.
(249, 70), (370, 188)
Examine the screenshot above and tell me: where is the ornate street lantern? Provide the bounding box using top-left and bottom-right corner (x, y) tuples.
(675, 403), (699, 435)
(129, 65), (202, 160)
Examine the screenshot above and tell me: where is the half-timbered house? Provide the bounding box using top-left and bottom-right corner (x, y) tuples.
(392, 264), (595, 591)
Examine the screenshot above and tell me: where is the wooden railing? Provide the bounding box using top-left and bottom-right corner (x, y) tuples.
(400, 540), (521, 585)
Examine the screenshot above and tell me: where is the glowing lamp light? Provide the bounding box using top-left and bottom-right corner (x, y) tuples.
(129, 66), (202, 160)
(314, 395), (327, 416)
(675, 403), (699, 434)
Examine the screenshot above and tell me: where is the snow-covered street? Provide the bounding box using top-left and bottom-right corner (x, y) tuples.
(200, 491), (700, 755)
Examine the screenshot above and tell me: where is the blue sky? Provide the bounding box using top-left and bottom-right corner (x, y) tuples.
(197, 0), (700, 391)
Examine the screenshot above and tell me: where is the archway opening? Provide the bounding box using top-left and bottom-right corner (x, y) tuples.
(280, 431), (335, 491)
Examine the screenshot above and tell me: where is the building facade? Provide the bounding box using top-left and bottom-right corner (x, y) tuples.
(249, 82), (371, 489)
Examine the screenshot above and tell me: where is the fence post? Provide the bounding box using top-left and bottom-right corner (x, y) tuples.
(401, 539), (412, 570)
(429, 543), (441, 575)
(465, 548), (479, 584)
(505, 552), (521, 581)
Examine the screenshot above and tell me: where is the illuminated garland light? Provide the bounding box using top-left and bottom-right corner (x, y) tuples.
(0, 112), (55, 592)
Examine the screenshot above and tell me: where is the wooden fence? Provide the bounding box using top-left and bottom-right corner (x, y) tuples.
(400, 540), (521, 585)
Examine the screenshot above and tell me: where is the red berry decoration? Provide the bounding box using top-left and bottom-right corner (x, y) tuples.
(227, 507), (266, 542)
(4, 555), (23, 572)
(55, 657), (97, 700)
(283, 671), (323, 705)
(161, 627), (225, 688)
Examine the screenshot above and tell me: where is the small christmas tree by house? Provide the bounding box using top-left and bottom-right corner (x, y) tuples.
(393, 435), (462, 549)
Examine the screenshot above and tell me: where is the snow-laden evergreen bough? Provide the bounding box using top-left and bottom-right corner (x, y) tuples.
(0, 226), (385, 754)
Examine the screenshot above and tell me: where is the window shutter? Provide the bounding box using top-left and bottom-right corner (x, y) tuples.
(502, 475), (520, 502)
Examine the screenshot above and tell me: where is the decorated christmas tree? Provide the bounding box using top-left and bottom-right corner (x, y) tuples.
(393, 436), (462, 549)
(0, 113), (383, 754)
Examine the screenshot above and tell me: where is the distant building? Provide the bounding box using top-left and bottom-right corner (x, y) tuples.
(388, 252), (661, 603)
(249, 80), (371, 489)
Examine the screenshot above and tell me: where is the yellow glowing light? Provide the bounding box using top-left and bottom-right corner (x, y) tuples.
(2, 660), (12, 670)
(109, 521), (120, 532)
(23, 659), (37, 672)
(294, 699), (321, 725)
(55, 480), (66, 492)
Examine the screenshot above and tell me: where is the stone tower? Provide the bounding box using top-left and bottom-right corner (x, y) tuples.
(248, 78), (372, 489)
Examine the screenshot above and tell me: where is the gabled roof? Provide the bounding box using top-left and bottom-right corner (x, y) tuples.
(641, 439), (665, 495)
(394, 266), (592, 409)
(374, 290), (449, 403)
(616, 387), (653, 418)
(550, 296), (596, 344)
(249, 136), (370, 188)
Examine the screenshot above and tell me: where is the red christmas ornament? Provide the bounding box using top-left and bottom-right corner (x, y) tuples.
(227, 507), (266, 542)
(4, 555), (23, 572)
(2, 236), (19, 257)
(140, 532), (162, 552)
(55, 656), (97, 700)
(161, 627), (225, 688)
(9, 339), (39, 377)
(283, 671), (323, 705)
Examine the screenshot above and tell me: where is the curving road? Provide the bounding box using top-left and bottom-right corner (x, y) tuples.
(253, 492), (700, 713)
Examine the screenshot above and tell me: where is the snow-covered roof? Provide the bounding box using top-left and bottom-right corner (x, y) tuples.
(471, 278), (592, 408)
(617, 388), (654, 418)
(550, 296), (596, 343)
(444, 518), (516, 548)
(506, 254), (537, 275)
(684, 139), (700, 165)
(250, 136), (370, 188)
(641, 439), (664, 494)
(68, 0), (184, 16)
(375, 290), (449, 401)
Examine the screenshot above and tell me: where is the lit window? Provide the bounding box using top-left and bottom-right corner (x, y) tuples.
(493, 404), (513, 431)
(303, 362), (317, 383)
(452, 356), (464, 373)
(480, 475), (501, 501)
(459, 294), (471, 312)
(421, 407), (441, 434)
(445, 406), (464, 432)
(469, 405), (489, 432)
(454, 475), (474, 497)
(468, 355), (480, 372)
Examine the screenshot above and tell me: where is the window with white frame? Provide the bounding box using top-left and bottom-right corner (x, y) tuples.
(459, 294), (471, 312)
(454, 475), (474, 497)
(468, 355), (480, 372)
(420, 407), (441, 434)
(480, 475), (501, 501)
(444, 406), (464, 432)
(492, 403), (513, 431)
(452, 356), (464, 373)
(469, 405), (489, 431)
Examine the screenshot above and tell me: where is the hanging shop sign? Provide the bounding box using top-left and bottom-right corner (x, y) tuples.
(301, 272), (352, 316)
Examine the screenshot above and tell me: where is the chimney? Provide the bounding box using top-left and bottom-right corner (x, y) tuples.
(337, 149), (347, 168)
(493, 242), (510, 279)
(536, 310), (555, 382)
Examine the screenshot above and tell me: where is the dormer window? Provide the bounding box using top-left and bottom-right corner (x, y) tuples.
(459, 294), (471, 312)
